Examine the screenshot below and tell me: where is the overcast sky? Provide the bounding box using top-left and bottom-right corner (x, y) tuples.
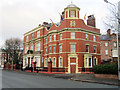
(0, 0), (119, 47)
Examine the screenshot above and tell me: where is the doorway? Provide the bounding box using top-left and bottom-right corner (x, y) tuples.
(70, 58), (76, 73)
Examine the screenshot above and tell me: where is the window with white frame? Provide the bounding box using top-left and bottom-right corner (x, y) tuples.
(36, 43), (40, 51)
(37, 30), (40, 38)
(49, 46), (52, 53)
(85, 58), (87, 67)
(86, 45), (89, 52)
(54, 34), (56, 41)
(35, 57), (39, 67)
(71, 32), (75, 39)
(31, 44), (33, 50)
(93, 35), (96, 42)
(25, 46), (28, 53)
(25, 58), (27, 65)
(49, 35), (52, 42)
(105, 42), (108, 46)
(71, 44), (75, 52)
(89, 58), (92, 67)
(32, 33), (34, 39)
(59, 58), (63, 67)
(46, 38), (47, 43)
(60, 45), (62, 53)
(53, 46), (56, 53)
(94, 46), (96, 53)
(44, 59), (47, 67)
(70, 10), (75, 17)
(26, 36), (29, 42)
(45, 48), (47, 54)
(114, 42), (116, 47)
(60, 33), (62, 40)
(53, 58), (56, 67)
(105, 50), (108, 55)
(86, 34), (88, 40)
(94, 58), (97, 66)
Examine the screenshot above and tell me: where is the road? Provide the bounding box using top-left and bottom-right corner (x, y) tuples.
(2, 70), (118, 88)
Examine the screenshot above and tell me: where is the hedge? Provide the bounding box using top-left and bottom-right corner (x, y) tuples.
(93, 63), (118, 75)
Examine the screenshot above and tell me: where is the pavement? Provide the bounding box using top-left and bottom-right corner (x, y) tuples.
(4, 69), (119, 86)
(2, 70), (118, 88)
(50, 73), (119, 86)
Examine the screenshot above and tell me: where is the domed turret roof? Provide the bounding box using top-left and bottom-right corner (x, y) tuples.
(65, 3), (80, 9)
(67, 3), (79, 8)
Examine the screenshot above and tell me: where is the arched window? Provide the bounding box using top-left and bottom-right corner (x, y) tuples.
(59, 57), (63, 67)
(52, 58), (56, 67)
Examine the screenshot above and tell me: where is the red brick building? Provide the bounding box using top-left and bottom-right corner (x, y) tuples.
(23, 3), (101, 73)
(100, 29), (120, 63)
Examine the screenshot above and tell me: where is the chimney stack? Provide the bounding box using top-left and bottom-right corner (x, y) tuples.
(87, 15), (96, 27)
(107, 29), (111, 36)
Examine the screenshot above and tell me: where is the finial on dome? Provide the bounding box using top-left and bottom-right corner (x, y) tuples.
(66, 0), (80, 9)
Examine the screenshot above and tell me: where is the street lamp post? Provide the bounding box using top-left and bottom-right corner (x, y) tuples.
(104, 0), (119, 80)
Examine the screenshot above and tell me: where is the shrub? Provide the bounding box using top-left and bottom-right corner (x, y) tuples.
(93, 63), (118, 75)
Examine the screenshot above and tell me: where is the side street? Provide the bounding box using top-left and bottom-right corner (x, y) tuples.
(0, 0), (120, 88)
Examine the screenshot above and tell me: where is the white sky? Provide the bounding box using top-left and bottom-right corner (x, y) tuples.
(0, 0), (119, 47)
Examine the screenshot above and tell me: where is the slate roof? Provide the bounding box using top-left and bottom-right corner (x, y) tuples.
(100, 34), (111, 40)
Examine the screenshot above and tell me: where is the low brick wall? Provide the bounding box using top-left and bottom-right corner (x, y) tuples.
(94, 74), (118, 80)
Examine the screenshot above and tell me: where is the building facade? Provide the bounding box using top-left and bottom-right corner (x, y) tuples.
(0, 49), (6, 67)
(23, 3), (101, 73)
(100, 29), (120, 63)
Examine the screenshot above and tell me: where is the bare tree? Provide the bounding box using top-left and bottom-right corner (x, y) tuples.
(103, 4), (117, 33)
(103, 2), (120, 36)
(4, 38), (23, 64)
(118, 1), (120, 37)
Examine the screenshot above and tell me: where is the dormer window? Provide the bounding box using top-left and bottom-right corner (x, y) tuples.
(70, 10), (75, 17)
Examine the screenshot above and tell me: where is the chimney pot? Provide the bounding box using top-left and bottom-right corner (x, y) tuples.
(87, 15), (96, 27)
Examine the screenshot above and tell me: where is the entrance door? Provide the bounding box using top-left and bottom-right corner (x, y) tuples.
(70, 58), (76, 73)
